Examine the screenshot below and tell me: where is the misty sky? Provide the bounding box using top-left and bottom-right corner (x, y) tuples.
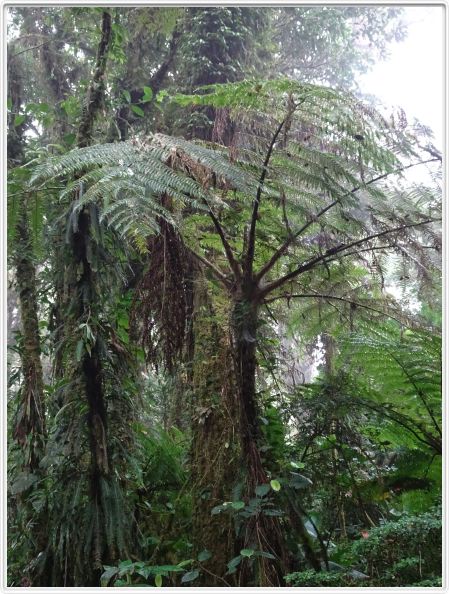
(360, 6), (444, 150)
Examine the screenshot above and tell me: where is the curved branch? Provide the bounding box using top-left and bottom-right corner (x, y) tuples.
(204, 199), (242, 281)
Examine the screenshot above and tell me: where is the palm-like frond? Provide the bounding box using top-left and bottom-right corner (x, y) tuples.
(341, 325), (441, 435)
(29, 79), (440, 294)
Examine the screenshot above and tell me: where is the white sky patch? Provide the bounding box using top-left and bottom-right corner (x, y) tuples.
(360, 6), (444, 151)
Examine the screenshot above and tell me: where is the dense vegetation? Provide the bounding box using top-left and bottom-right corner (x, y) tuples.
(7, 7), (442, 588)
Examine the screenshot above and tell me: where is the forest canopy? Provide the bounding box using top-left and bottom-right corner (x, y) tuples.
(6, 6), (442, 589)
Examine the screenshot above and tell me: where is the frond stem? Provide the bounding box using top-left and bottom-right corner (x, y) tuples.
(259, 218), (440, 298)
(263, 292), (405, 324)
(244, 118), (285, 276)
(203, 198), (242, 281)
(188, 247), (231, 288)
(255, 157), (441, 282)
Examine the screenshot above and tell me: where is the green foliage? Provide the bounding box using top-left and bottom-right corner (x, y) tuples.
(351, 506), (441, 581)
(286, 507), (441, 586)
(285, 568), (365, 587)
(100, 558), (196, 587)
(6, 6), (441, 587)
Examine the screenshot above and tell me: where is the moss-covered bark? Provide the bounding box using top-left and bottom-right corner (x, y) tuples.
(190, 278), (241, 584)
(8, 40), (46, 471)
(13, 199), (46, 471)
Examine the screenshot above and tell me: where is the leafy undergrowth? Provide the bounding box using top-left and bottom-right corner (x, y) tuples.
(286, 506), (442, 587)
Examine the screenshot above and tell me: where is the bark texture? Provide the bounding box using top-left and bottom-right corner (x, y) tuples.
(13, 200), (46, 470)
(8, 40), (46, 471)
(190, 278), (240, 584)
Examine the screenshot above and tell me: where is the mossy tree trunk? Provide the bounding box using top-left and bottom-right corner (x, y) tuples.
(229, 294), (289, 586)
(190, 278), (240, 584)
(13, 199), (46, 471)
(8, 40), (46, 473)
(7, 41), (48, 585)
(52, 12), (114, 584)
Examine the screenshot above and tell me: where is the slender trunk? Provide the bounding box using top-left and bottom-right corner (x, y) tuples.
(230, 296), (288, 586)
(48, 13), (113, 584)
(8, 41), (48, 585)
(231, 299), (263, 474)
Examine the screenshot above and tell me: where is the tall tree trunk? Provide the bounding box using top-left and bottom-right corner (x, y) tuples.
(73, 12), (112, 580)
(47, 12), (114, 585)
(13, 198), (46, 471)
(8, 41), (48, 587)
(190, 278), (240, 584)
(184, 12), (256, 578)
(230, 297), (288, 586)
(8, 44), (47, 471)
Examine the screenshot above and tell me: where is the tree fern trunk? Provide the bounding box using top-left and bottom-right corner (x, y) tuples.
(190, 277), (240, 584)
(230, 297), (289, 586)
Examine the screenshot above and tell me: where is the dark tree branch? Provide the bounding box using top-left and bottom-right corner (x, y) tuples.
(263, 292), (405, 324)
(116, 21), (182, 140)
(259, 218), (440, 298)
(10, 41), (50, 58)
(204, 200), (242, 282)
(244, 118), (285, 276)
(255, 157), (441, 282)
(188, 248), (231, 288)
(146, 25), (182, 98)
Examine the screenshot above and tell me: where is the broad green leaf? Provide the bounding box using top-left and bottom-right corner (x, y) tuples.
(142, 86), (153, 102)
(240, 548), (255, 558)
(290, 461), (305, 469)
(181, 569), (199, 583)
(14, 114), (26, 126)
(226, 555), (242, 574)
(10, 472), (38, 495)
(100, 566), (119, 586)
(176, 559), (193, 568)
(155, 574), (162, 587)
(123, 90), (131, 103)
(231, 501), (245, 510)
(198, 549), (211, 562)
(255, 484), (270, 497)
(130, 104), (144, 117)
(304, 519), (317, 538)
(270, 479), (281, 492)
